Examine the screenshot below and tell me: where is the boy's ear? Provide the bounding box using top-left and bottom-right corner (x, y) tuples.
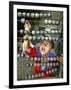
(50, 48), (55, 53)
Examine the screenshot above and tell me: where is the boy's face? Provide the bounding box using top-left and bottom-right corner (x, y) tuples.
(39, 41), (52, 56)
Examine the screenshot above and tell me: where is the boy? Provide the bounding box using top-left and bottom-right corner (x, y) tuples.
(23, 36), (56, 78)
(22, 20), (62, 78)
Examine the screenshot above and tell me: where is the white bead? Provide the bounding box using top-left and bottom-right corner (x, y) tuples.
(20, 18), (25, 23)
(52, 69), (54, 72)
(17, 12), (22, 17)
(40, 13), (43, 17)
(20, 29), (23, 34)
(22, 12), (26, 17)
(28, 75), (31, 79)
(45, 28), (49, 32)
(44, 13), (47, 17)
(51, 58), (53, 61)
(56, 21), (59, 24)
(45, 37), (48, 40)
(37, 37), (40, 40)
(37, 63), (40, 66)
(44, 63), (46, 66)
(41, 72), (44, 76)
(47, 57), (50, 61)
(41, 36), (44, 40)
(41, 57), (43, 60)
(59, 30), (61, 33)
(29, 36), (32, 40)
(26, 13), (30, 17)
(34, 57), (37, 61)
(19, 47), (22, 51)
(48, 12), (51, 17)
(44, 58), (47, 61)
(48, 20), (51, 24)
(52, 37), (55, 40)
(56, 62), (59, 66)
(49, 37), (52, 40)
(31, 13), (34, 17)
(55, 30), (58, 33)
(56, 37), (58, 40)
(40, 31), (43, 34)
(35, 74), (38, 78)
(31, 57), (33, 61)
(48, 29), (51, 33)
(55, 68), (57, 72)
(47, 63), (50, 66)
(49, 70), (52, 73)
(26, 55), (29, 58)
(32, 75), (34, 79)
(32, 31), (35, 35)
(51, 30), (54, 33)
(25, 76), (27, 79)
(53, 63), (56, 66)
(46, 71), (48, 74)
(40, 63), (43, 66)
(30, 63), (33, 66)
(52, 20), (55, 24)
(34, 63), (36, 66)
(21, 54), (23, 57)
(33, 36), (36, 40)
(50, 63), (52, 66)
(37, 58), (40, 61)
(36, 31), (40, 34)
(26, 63), (29, 66)
(35, 13), (39, 18)
(54, 57), (56, 61)
(44, 20), (48, 24)
(17, 54), (20, 58)
(39, 73), (41, 77)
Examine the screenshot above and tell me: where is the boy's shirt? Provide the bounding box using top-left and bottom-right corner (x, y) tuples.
(28, 47), (56, 58)
(28, 47), (56, 78)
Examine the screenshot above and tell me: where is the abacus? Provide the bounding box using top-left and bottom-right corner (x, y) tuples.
(17, 9), (63, 80)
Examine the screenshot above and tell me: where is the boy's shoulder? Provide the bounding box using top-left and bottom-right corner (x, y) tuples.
(48, 53), (56, 58)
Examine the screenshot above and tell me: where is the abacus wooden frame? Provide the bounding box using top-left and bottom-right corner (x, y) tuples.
(9, 1), (69, 89)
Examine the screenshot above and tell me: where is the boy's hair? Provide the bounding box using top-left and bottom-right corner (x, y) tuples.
(40, 40), (55, 49)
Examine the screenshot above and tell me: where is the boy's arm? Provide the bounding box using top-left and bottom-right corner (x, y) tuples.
(23, 35), (35, 53)
(23, 20), (32, 52)
(50, 48), (63, 63)
(23, 35), (30, 52)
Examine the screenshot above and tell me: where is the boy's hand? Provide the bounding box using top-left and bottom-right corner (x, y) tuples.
(57, 56), (63, 63)
(24, 20), (31, 32)
(23, 35), (29, 40)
